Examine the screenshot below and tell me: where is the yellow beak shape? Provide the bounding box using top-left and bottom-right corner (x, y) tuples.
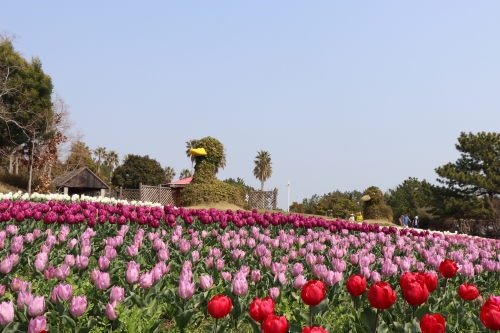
(189, 148), (207, 156)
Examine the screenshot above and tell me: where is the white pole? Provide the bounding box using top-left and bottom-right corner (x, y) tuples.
(286, 180), (290, 212)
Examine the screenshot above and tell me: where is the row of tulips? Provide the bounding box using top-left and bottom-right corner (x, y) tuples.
(0, 196), (500, 331)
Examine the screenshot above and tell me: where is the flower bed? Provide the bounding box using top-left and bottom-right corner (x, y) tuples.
(0, 194), (499, 332)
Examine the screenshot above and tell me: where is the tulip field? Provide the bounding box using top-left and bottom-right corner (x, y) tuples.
(0, 192), (500, 332)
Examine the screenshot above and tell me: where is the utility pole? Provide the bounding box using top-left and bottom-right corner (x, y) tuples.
(286, 180), (290, 212)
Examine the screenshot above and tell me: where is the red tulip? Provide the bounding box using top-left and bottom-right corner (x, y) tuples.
(458, 283), (479, 301)
(346, 275), (367, 297)
(420, 314), (445, 333)
(302, 326), (327, 333)
(262, 314), (289, 333)
(399, 272), (415, 291)
(207, 295), (232, 319)
(368, 282), (396, 310)
(439, 259), (458, 279)
(249, 296), (275, 322)
(403, 279), (429, 306)
(301, 280), (326, 306)
(480, 297), (500, 330)
(423, 272), (438, 292)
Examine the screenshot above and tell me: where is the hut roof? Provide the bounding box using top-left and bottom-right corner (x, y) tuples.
(51, 167), (110, 190)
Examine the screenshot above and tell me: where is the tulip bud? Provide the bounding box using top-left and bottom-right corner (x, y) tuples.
(106, 301), (118, 321)
(0, 301), (15, 325)
(28, 295), (46, 317)
(70, 296), (87, 317)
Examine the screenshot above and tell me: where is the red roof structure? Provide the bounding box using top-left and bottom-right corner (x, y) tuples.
(168, 177), (192, 188)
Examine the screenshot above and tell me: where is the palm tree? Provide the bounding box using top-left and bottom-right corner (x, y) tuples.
(93, 146), (107, 174)
(253, 150), (272, 191)
(185, 139), (198, 173)
(179, 168), (192, 180)
(164, 166), (176, 183)
(106, 150), (120, 179)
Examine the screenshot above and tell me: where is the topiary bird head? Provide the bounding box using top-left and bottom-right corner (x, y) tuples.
(188, 136), (225, 181)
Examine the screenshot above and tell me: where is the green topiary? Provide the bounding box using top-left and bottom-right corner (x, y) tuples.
(180, 137), (245, 207)
(362, 186), (393, 221)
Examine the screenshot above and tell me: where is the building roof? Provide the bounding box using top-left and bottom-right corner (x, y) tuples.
(168, 177), (192, 187)
(51, 167), (110, 189)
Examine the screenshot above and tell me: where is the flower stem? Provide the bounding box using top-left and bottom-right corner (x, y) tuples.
(443, 279), (448, 298)
(214, 319), (218, 333)
(412, 306), (415, 320)
(310, 305), (313, 327)
(373, 309), (379, 333)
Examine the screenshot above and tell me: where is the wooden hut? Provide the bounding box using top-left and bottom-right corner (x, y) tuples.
(51, 167), (110, 196)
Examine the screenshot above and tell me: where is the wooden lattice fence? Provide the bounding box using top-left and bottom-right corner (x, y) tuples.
(106, 184), (180, 206)
(248, 188), (278, 210)
(139, 184), (179, 206)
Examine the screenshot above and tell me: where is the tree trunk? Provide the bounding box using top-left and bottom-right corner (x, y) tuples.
(8, 154), (14, 174)
(261, 180), (264, 191)
(15, 156), (19, 175)
(28, 140), (34, 195)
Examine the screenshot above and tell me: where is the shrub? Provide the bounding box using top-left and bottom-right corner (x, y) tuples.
(362, 186), (393, 221)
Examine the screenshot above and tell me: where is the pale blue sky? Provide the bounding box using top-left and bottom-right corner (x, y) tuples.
(3, 1), (500, 209)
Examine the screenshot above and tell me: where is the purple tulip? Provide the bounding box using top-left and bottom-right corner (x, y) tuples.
(139, 272), (154, 289)
(291, 263), (304, 277)
(106, 301), (118, 321)
(69, 296), (87, 317)
(269, 287), (280, 300)
(17, 291), (33, 310)
(127, 245), (139, 257)
(178, 279), (195, 299)
(52, 283), (73, 303)
(126, 261), (140, 284)
(28, 295), (45, 317)
(76, 255), (89, 270)
(98, 256), (110, 271)
(28, 316), (46, 333)
(216, 259), (225, 271)
(96, 272), (110, 290)
(64, 255), (75, 267)
(325, 271), (343, 286)
(293, 274), (307, 290)
(199, 275), (213, 291)
(233, 273), (248, 296)
(158, 249), (169, 262)
(110, 286), (125, 303)
(0, 301), (15, 325)
(0, 257), (13, 274)
(10, 277), (22, 292)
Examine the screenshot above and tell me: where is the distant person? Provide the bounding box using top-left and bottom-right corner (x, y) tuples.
(348, 213), (355, 222)
(413, 216), (419, 228)
(398, 215), (404, 226)
(402, 213), (411, 227)
(355, 212), (363, 222)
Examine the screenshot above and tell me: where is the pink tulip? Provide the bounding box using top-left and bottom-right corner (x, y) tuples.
(293, 274), (307, 290)
(222, 271), (232, 282)
(10, 236), (23, 254)
(68, 238), (78, 250)
(269, 287), (280, 300)
(233, 273), (248, 296)
(139, 272), (153, 290)
(0, 284), (5, 297)
(127, 245), (139, 257)
(28, 295), (45, 317)
(0, 257), (13, 274)
(199, 275), (213, 291)
(28, 316), (46, 333)
(178, 279), (195, 299)
(104, 246), (117, 260)
(110, 286), (125, 303)
(98, 256), (110, 271)
(251, 270), (261, 282)
(106, 301), (118, 321)
(96, 272), (110, 290)
(158, 249), (169, 261)
(152, 266), (162, 282)
(69, 296), (87, 317)
(52, 283), (73, 303)
(17, 291), (33, 310)
(126, 261), (140, 284)
(34, 258), (47, 271)
(74, 256), (88, 270)
(0, 301), (15, 325)
(10, 277), (22, 292)
(64, 255), (75, 267)
(90, 269), (100, 283)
